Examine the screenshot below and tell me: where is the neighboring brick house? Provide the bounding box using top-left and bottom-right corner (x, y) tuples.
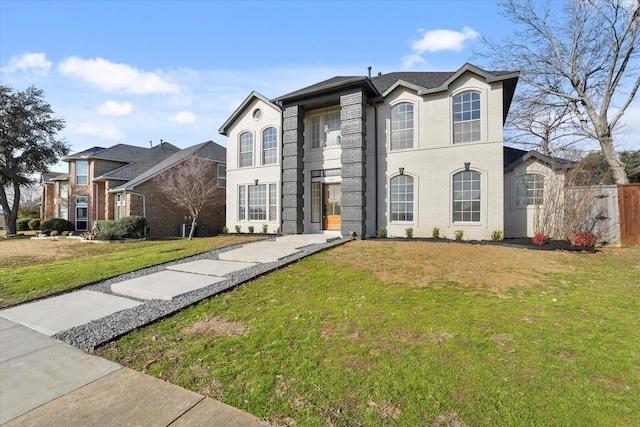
(220, 63), (542, 240)
(42, 141), (226, 237)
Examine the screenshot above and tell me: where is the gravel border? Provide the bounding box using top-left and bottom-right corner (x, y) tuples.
(53, 238), (347, 351)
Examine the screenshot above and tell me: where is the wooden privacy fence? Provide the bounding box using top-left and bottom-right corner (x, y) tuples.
(618, 184), (640, 246)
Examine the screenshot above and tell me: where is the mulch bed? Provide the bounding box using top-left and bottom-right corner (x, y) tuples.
(369, 237), (595, 252)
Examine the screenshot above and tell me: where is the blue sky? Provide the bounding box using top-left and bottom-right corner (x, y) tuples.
(1, 0), (638, 172)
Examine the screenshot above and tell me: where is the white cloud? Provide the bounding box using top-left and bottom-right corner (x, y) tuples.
(74, 123), (125, 140)
(402, 27), (480, 69)
(168, 111), (197, 124)
(59, 56), (180, 94)
(1, 52), (52, 75)
(95, 101), (133, 116)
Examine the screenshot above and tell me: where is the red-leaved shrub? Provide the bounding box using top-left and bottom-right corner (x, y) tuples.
(570, 231), (597, 248)
(533, 233), (548, 246)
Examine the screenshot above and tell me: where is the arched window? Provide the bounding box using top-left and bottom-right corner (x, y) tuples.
(391, 103), (414, 150)
(390, 175), (414, 222)
(516, 174), (544, 206)
(453, 91), (480, 143)
(262, 127), (278, 165)
(239, 132), (253, 167)
(453, 171), (481, 222)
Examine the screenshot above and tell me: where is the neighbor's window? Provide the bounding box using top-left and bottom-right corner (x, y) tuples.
(58, 204), (68, 220)
(59, 181), (68, 198)
(248, 184), (267, 221)
(76, 161), (88, 185)
(453, 91), (480, 143)
(311, 110), (341, 149)
(453, 171), (481, 222)
(239, 132), (253, 167)
(516, 174), (544, 206)
(391, 103), (414, 150)
(217, 164), (226, 188)
(75, 195), (88, 230)
(116, 193), (126, 219)
(262, 127), (278, 165)
(390, 175), (414, 222)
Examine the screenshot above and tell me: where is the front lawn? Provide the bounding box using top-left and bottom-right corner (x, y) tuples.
(95, 241), (640, 426)
(0, 235), (263, 308)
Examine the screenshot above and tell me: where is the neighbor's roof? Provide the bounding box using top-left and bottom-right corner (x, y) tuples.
(93, 143), (180, 182)
(41, 171), (68, 183)
(504, 146), (576, 171)
(64, 142), (179, 163)
(109, 141), (226, 192)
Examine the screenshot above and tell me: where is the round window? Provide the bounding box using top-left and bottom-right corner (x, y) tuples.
(253, 108), (262, 120)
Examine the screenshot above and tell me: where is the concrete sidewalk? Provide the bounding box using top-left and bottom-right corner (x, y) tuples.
(0, 234), (341, 426)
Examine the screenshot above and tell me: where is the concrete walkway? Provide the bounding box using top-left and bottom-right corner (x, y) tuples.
(0, 234), (342, 426)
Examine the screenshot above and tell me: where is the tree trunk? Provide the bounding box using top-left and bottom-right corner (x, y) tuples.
(0, 181), (21, 235)
(188, 215), (197, 240)
(600, 134), (629, 184)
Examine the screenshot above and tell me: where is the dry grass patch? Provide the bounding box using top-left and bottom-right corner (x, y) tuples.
(181, 316), (248, 339)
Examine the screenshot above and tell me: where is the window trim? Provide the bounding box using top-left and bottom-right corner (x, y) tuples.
(262, 127), (278, 165)
(239, 131), (254, 168)
(516, 173), (544, 207)
(452, 90), (481, 144)
(389, 174), (415, 222)
(390, 102), (415, 151)
(452, 170), (482, 223)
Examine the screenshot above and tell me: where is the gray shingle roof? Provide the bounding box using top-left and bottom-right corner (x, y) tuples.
(94, 143), (180, 181)
(504, 146), (576, 171)
(370, 72), (455, 94)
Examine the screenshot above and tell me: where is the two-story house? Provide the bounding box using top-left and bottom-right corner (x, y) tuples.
(42, 140), (227, 237)
(219, 63), (536, 240)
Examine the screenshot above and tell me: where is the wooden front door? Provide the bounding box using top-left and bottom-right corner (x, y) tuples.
(323, 184), (342, 230)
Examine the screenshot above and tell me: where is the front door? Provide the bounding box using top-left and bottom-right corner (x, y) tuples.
(323, 184), (341, 230)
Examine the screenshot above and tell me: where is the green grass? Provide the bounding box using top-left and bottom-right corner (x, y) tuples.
(95, 242), (640, 426)
(0, 236), (263, 307)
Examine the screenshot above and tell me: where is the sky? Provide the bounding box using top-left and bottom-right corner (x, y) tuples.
(1, 0), (638, 173)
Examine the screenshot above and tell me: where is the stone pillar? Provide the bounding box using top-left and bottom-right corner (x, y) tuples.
(281, 105), (305, 234)
(340, 90), (367, 239)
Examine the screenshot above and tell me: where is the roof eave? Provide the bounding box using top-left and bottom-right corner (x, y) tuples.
(219, 91), (281, 136)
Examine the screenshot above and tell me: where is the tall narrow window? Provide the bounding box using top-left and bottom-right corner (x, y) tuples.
(239, 132), (253, 167)
(76, 161), (88, 185)
(76, 196), (88, 230)
(262, 127), (278, 165)
(238, 186), (246, 221)
(516, 174), (544, 206)
(269, 183), (277, 221)
(248, 184), (267, 221)
(453, 171), (481, 222)
(217, 164), (226, 188)
(116, 193), (126, 219)
(311, 182), (321, 223)
(59, 182), (68, 198)
(391, 103), (414, 150)
(390, 175), (414, 222)
(453, 91), (481, 143)
(58, 204), (68, 220)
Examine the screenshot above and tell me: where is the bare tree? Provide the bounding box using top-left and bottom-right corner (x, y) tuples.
(480, 0), (640, 184)
(160, 156), (218, 240)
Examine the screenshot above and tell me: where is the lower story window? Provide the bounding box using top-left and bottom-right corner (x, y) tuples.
(311, 182), (321, 223)
(238, 183), (278, 222)
(58, 204), (68, 220)
(516, 174), (544, 206)
(390, 175), (414, 222)
(116, 194), (126, 219)
(269, 183), (277, 221)
(453, 171), (481, 222)
(249, 185), (267, 221)
(238, 187), (246, 221)
(76, 196), (88, 230)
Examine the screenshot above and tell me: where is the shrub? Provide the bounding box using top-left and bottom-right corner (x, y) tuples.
(118, 215), (147, 238)
(276, 227), (281, 235)
(28, 219), (41, 230)
(41, 218), (74, 234)
(50, 230), (59, 237)
(222, 226), (228, 234)
(454, 230), (464, 241)
(570, 231), (597, 248)
(16, 218), (32, 231)
(533, 232), (548, 246)
(95, 220), (128, 241)
(378, 227), (387, 238)
(263, 224), (268, 234)
(248, 225), (255, 234)
(491, 230), (503, 241)
(405, 227), (413, 238)
(61, 231), (70, 236)
(432, 227), (440, 239)
(235, 225), (241, 234)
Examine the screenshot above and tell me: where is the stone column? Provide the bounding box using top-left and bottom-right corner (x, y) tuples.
(340, 90), (367, 239)
(281, 105), (305, 234)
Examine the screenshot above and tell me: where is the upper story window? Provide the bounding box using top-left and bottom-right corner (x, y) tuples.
(516, 174), (544, 206)
(311, 111), (341, 149)
(76, 161), (88, 185)
(59, 182), (68, 198)
(453, 91), (480, 143)
(262, 127), (278, 165)
(452, 171), (481, 222)
(239, 132), (253, 167)
(217, 164), (226, 188)
(391, 103), (414, 150)
(390, 175), (414, 222)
